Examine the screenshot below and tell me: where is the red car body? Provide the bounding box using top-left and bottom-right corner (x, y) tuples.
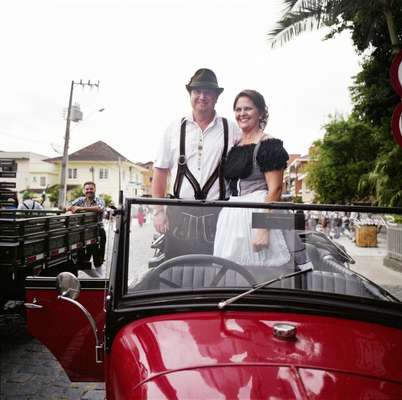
(108, 312), (402, 399)
(25, 199), (402, 399)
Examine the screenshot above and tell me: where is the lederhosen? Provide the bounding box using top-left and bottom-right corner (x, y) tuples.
(165, 118), (229, 258)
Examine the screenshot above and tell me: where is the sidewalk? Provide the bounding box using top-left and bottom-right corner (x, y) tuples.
(334, 234), (402, 300)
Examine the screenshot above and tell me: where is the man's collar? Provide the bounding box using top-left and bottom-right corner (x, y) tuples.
(186, 112), (219, 127)
(84, 196), (96, 205)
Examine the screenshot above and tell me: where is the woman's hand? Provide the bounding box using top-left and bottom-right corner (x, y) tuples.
(153, 209), (169, 233)
(252, 229), (269, 252)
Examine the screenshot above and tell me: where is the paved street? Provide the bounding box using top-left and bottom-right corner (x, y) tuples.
(0, 217), (154, 400)
(0, 314), (105, 400)
(1, 220), (401, 399)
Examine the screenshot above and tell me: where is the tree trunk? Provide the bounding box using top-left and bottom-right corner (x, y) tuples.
(381, 0), (400, 53)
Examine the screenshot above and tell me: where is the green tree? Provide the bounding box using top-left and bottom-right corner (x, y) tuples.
(349, 7), (402, 206)
(358, 146), (402, 206)
(306, 116), (380, 203)
(69, 186), (84, 201)
(350, 52), (402, 206)
(101, 193), (113, 207)
(46, 184), (61, 206)
(268, 0), (400, 51)
(270, 0), (402, 206)
(21, 191), (37, 201)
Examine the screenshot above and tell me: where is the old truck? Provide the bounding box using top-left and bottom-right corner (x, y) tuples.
(0, 159), (104, 309)
(0, 209), (103, 310)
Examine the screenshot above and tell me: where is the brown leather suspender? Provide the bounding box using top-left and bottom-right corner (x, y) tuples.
(173, 118), (229, 200)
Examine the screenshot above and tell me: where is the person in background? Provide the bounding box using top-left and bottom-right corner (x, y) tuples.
(137, 206), (145, 227)
(2, 197), (18, 209)
(213, 89), (290, 266)
(18, 192), (44, 210)
(66, 181), (106, 267)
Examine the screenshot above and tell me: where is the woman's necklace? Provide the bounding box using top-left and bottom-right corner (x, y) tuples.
(240, 129), (263, 146)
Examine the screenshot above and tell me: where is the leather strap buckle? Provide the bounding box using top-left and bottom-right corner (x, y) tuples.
(178, 155), (186, 166)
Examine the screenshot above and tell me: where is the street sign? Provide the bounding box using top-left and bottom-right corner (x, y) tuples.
(391, 102), (402, 148)
(390, 50), (402, 97)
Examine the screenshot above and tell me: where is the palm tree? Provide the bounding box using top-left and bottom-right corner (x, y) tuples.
(268, 0), (400, 52)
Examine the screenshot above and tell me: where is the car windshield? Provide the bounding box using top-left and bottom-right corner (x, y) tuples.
(123, 198), (401, 303)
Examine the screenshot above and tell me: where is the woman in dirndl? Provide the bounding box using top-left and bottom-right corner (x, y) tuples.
(213, 90), (290, 266)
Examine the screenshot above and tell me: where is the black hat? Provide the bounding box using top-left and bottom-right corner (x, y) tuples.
(186, 68), (224, 94)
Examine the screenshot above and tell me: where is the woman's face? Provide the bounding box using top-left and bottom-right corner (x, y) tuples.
(234, 96), (261, 133)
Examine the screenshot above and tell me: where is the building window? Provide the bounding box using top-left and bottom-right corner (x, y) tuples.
(32, 176), (37, 183)
(40, 176), (46, 187)
(99, 168), (109, 179)
(0, 160), (17, 173)
(68, 168), (77, 179)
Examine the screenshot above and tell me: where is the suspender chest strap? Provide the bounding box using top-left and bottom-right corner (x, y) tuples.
(173, 118), (229, 200)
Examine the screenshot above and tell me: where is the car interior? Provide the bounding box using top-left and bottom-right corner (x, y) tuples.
(129, 207), (390, 301)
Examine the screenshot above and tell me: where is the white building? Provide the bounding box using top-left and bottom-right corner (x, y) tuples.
(46, 141), (148, 205)
(283, 153), (315, 203)
(0, 151), (58, 203)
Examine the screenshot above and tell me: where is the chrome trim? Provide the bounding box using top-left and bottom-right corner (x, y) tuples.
(273, 323), (297, 340)
(24, 298), (43, 309)
(58, 296), (103, 363)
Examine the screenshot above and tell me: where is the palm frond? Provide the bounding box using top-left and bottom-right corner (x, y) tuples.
(268, 1), (331, 47)
(281, 0), (300, 12)
(268, 0), (375, 48)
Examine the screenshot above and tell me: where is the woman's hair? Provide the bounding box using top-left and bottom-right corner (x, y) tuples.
(233, 89), (269, 129)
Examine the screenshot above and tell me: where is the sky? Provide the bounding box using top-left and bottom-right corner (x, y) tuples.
(0, 0), (362, 163)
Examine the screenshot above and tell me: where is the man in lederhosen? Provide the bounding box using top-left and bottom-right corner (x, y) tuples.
(152, 68), (240, 258)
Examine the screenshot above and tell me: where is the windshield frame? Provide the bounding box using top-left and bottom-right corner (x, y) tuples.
(109, 197), (402, 329)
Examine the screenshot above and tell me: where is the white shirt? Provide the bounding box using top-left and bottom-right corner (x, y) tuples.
(154, 113), (240, 199)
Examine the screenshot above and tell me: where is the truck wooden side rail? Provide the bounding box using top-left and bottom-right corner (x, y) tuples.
(0, 209), (102, 309)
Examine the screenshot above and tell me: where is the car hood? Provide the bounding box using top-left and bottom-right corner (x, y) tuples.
(107, 311), (402, 399)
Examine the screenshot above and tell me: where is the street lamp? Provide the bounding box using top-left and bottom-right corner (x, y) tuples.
(58, 80), (100, 209)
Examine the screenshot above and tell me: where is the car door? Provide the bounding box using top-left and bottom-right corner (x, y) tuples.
(25, 275), (107, 382)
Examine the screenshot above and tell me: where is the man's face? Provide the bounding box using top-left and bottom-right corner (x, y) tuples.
(190, 88), (218, 114)
(84, 184), (96, 199)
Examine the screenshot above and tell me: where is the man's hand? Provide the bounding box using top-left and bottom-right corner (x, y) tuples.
(252, 229), (270, 252)
(153, 209), (169, 233)
(68, 205), (81, 213)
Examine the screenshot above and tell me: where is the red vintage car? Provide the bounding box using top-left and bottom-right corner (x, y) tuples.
(25, 198), (402, 399)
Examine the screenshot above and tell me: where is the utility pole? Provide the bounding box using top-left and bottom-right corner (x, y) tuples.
(58, 79), (100, 209)
(118, 157), (122, 192)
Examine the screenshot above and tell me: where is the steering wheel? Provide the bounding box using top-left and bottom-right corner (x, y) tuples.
(143, 254), (256, 289)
